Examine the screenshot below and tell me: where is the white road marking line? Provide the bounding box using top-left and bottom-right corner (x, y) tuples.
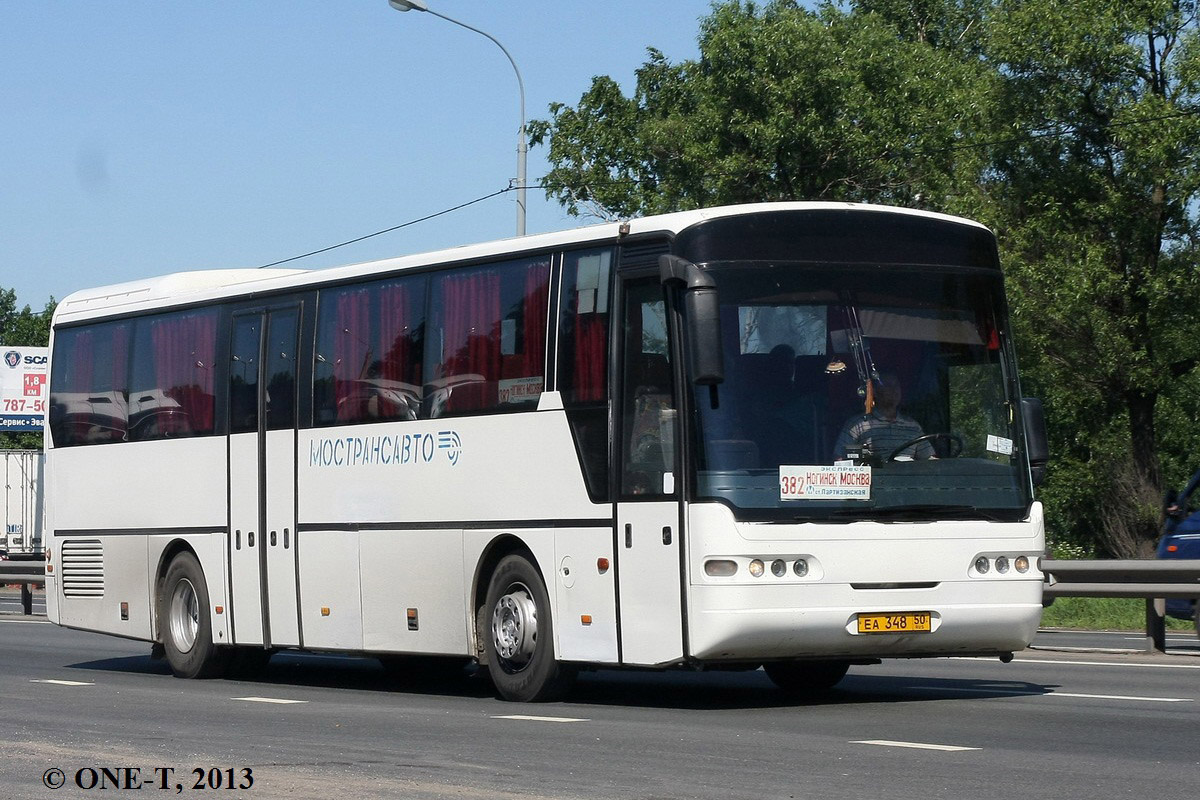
(1051, 691), (1191, 702)
(854, 740), (980, 752)
(30, 679), (95, 686)
(1016, 657), (1200, 670)
(951, 656), (1200, 670)
(491, 714), (589, 723)
(910, 685), (1192, 703)
(232, 696), (308, 704)
(0, 617), (50, 624)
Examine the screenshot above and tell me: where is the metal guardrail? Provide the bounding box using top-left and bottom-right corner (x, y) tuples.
(1041, 558), (1200, 653)
(0, 561), (45, 616)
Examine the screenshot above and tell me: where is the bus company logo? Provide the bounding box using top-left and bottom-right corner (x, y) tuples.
(3, 351), (19, 369)
(438, 430), (463, 466)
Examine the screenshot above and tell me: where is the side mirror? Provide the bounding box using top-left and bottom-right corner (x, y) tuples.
(1020, 397), (1049, 487)
(658, 254), (724, 385)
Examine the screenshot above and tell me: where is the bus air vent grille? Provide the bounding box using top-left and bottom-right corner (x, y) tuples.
(619, 240), (671, 270)
(61, 539), (104, 598)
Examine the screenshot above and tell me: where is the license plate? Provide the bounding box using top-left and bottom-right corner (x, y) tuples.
(856, 612), (932, 634)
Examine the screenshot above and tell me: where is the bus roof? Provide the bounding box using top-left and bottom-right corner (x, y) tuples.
(52, 202), (991, 326)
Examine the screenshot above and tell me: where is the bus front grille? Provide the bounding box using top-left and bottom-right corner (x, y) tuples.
(61, 539), (104, 598)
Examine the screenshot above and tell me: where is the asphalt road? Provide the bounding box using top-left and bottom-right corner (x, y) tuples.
(1, 603), (1198, 800)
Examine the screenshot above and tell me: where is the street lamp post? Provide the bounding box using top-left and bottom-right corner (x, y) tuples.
(388, 0), (527, 236)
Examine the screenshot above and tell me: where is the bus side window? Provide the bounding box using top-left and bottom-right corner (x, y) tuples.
(128, 308), (218, 441)
(313, 276), (426, 426)
(558, 248), (613, 501)
(49, 322), (131, 447)
(425, 257), (549, 418)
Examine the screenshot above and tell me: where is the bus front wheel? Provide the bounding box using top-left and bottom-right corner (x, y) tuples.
(159, 552), (227, 679)
(763, 660), (850, 695)
(483, 554), (575, 702)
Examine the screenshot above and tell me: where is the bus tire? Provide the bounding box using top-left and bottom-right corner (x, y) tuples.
(159, 552), (227, 679)
(763, 660), (850, 695)
(483, 554), (575, 702)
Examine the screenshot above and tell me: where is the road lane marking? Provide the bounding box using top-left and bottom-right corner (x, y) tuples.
(232, 696), (308, 704)
(30, 679), (94, 686)
(1016, 657), (1200, 670)
(1050, 691), (1191, 702)
(491, 714), (589, 723)
(952, 656), (1200, 670)
(854, 740), (980, 752)
(905, 685), (1192, 703)
(0, 617), (51, 624)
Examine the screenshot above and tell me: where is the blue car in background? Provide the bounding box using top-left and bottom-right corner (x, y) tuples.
(1158, 470), (1200, 634)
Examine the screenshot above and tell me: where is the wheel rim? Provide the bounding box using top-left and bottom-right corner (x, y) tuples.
(169, 578), (199, 654)
(491, 582), (538, 671)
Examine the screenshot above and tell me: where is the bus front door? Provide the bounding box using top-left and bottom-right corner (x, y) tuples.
(614, 275), (684, 666)
(228, 306), (301, 649)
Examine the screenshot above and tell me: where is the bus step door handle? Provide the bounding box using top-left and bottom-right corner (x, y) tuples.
(625, 523), (632, 548)
(235, 530), (241, 550)
(270, 530), (277, 547)
(284, 528), (290, 549)
(662, 526), (672, 545)
(248, 531), (255, 548)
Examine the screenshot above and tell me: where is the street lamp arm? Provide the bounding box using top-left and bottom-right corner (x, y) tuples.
(424, 9), (526, 136)
(389, 0), (528, 235)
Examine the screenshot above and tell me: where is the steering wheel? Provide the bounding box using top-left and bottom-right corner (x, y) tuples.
(887, 432), (963, 462)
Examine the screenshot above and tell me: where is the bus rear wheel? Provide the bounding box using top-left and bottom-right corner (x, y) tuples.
(483, 554), (575, 702)
(763, 660), (850, 695)
(159, 552), (227, 679)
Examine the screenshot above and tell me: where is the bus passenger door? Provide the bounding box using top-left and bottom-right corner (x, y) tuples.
(614, 275), (684, 666)
(228, 305), (301, 649)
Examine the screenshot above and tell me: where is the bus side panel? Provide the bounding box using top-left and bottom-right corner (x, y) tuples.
(47, 440), (228, 640)
(552, 526), (618, 664)
(297, 530), (363, 651)
(361, 528), (467, 655)
(47, 440), (227, 532)
(55, 534), (150, 639)
(298, 413), (596, 531)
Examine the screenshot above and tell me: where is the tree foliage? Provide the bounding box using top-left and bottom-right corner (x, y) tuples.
(532, 0), (1200, 556)
(981, 0), (1200, 554)
(529, 0), (992, 219)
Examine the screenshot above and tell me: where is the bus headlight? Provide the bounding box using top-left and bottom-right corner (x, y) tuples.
(748, 559), (765, 578)
(974, 556), (990, 574)
(1014, 556), (1030, 573)
(995, 556), (1010, 574)
(770, 559), (787, 577)
(793, 558), (809, 577)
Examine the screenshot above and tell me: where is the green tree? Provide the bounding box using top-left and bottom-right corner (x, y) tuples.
(0, 287), (56, 450)
(980, 0), (1200, 555)
(529, 0), (992, 220)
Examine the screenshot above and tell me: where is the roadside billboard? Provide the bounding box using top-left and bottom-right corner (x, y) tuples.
(1, 347), (48, 432)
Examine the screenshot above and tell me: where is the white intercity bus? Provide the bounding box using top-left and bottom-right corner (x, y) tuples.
(44, 203), (1049, 701)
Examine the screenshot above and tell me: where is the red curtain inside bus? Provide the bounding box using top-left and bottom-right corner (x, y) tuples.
(145, 310), (216, 437)
(439, 269), (502, 413)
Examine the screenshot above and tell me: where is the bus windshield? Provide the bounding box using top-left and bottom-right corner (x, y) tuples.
(691, 261), (1030, 522)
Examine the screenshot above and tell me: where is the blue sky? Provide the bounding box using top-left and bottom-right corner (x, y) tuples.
(1, 1), (713, 310)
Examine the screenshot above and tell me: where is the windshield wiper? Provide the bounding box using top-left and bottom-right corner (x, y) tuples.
(830, 504), (1005, 522)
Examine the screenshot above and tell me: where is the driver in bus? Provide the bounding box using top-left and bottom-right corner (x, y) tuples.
(833, 371), (933, 462)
